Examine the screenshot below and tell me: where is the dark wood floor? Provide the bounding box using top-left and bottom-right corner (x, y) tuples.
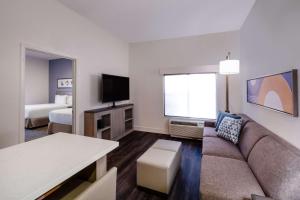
(107, 131), (202, 200)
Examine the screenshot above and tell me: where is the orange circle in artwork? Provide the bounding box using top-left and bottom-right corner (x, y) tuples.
(257, 75), (293, 113)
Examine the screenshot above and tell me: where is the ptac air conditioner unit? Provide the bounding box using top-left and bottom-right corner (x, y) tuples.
(169, 119), (204, 139)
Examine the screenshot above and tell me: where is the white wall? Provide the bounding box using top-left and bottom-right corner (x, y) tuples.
(25, 56), (49, 105)
(0, 0), (129, 148)
(130, 31), (241, 134)
(240, 0), (300, 148)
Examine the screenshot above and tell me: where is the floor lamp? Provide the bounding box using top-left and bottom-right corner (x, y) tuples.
(219, 52), (240, 113)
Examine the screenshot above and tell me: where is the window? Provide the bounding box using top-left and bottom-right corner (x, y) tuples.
(164, 73), (217, 119)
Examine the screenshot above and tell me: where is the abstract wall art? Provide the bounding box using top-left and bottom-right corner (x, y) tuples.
(57, 78), (72, 88)
(247, 69), (298, 117)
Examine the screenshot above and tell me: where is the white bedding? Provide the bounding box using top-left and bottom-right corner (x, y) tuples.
(49, 108), (73, 125)
(25, 104), (68, 119)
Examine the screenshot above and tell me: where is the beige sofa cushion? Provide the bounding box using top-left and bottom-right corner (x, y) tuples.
(202, 136), (244, 160)
(200, 155), (264, 200)
(248, 136), (300, 200)
(238, 122), (269, 160)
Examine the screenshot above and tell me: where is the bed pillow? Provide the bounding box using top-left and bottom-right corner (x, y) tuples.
(66, 95), (72, 106)
(215, 111), (241, 131)
(217, 116), (243, 144)
(55, 95), (67, 105)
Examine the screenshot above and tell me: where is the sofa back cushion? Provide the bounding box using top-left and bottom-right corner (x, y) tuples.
(238, 122), (270, 160)
(248, 136), (300, 200)
(237, 113), (252, 129)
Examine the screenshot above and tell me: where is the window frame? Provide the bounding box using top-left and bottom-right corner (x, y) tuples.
(163, 72), (217, 120)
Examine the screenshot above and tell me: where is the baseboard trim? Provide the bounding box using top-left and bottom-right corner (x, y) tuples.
(134, 126), (168, 135)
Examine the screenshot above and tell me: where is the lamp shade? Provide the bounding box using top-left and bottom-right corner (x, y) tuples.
(219, 60), (240, 74)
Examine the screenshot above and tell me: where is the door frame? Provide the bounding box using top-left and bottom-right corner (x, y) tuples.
(20, 43), (77, 143)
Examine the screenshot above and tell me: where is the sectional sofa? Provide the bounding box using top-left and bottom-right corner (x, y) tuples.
(200, 114), (300, 200)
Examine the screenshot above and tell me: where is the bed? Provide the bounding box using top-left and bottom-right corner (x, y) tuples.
(25, 104), (69, 128)
(48, 108), (73, 134)
(25, 92), (72, 128)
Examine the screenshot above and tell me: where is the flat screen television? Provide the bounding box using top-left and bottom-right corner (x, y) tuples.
(101, 74), (129, 106)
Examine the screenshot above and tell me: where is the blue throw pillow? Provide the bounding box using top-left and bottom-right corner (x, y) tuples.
(215, 112), (241, 131)
(215, 112), (224, 130)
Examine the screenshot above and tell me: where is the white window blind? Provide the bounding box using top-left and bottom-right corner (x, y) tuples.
(164, 73), (217, 119)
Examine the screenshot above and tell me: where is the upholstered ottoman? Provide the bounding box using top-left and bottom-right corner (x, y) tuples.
(137, 139), (182, 194)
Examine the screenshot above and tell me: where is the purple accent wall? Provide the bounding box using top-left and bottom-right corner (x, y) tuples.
(49, 59), (72, 103)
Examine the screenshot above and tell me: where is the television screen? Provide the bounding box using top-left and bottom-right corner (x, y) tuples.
(102, 74), (130, 103)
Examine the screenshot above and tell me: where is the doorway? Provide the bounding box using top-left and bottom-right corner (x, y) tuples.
(20, 45), (77, 142)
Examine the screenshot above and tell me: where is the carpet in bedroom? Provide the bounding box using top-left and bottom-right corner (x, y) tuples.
(25, 126), (48, 142)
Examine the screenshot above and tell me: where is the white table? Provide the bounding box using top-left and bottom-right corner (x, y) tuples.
(0, 132), (119, 200)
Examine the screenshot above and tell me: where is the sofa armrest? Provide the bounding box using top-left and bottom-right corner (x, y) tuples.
(204, 120), (216, 128)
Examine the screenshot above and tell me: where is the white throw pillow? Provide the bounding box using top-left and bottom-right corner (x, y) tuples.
(217, 116), (243, 144)
(55, 95), (67, 105)
(66, 95), (72, 106)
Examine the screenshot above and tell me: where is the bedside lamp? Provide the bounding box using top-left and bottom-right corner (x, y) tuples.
(219, 52), (240, 113)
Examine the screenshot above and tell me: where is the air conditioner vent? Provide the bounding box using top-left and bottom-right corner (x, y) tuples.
(169, 119), (203, 139)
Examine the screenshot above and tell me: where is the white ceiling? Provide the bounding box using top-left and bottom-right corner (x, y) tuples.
(59, 0), (256, 43)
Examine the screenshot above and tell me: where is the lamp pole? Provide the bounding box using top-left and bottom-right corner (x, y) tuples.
(225, 75), (229, 113)
(225, 52), (230, 113)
